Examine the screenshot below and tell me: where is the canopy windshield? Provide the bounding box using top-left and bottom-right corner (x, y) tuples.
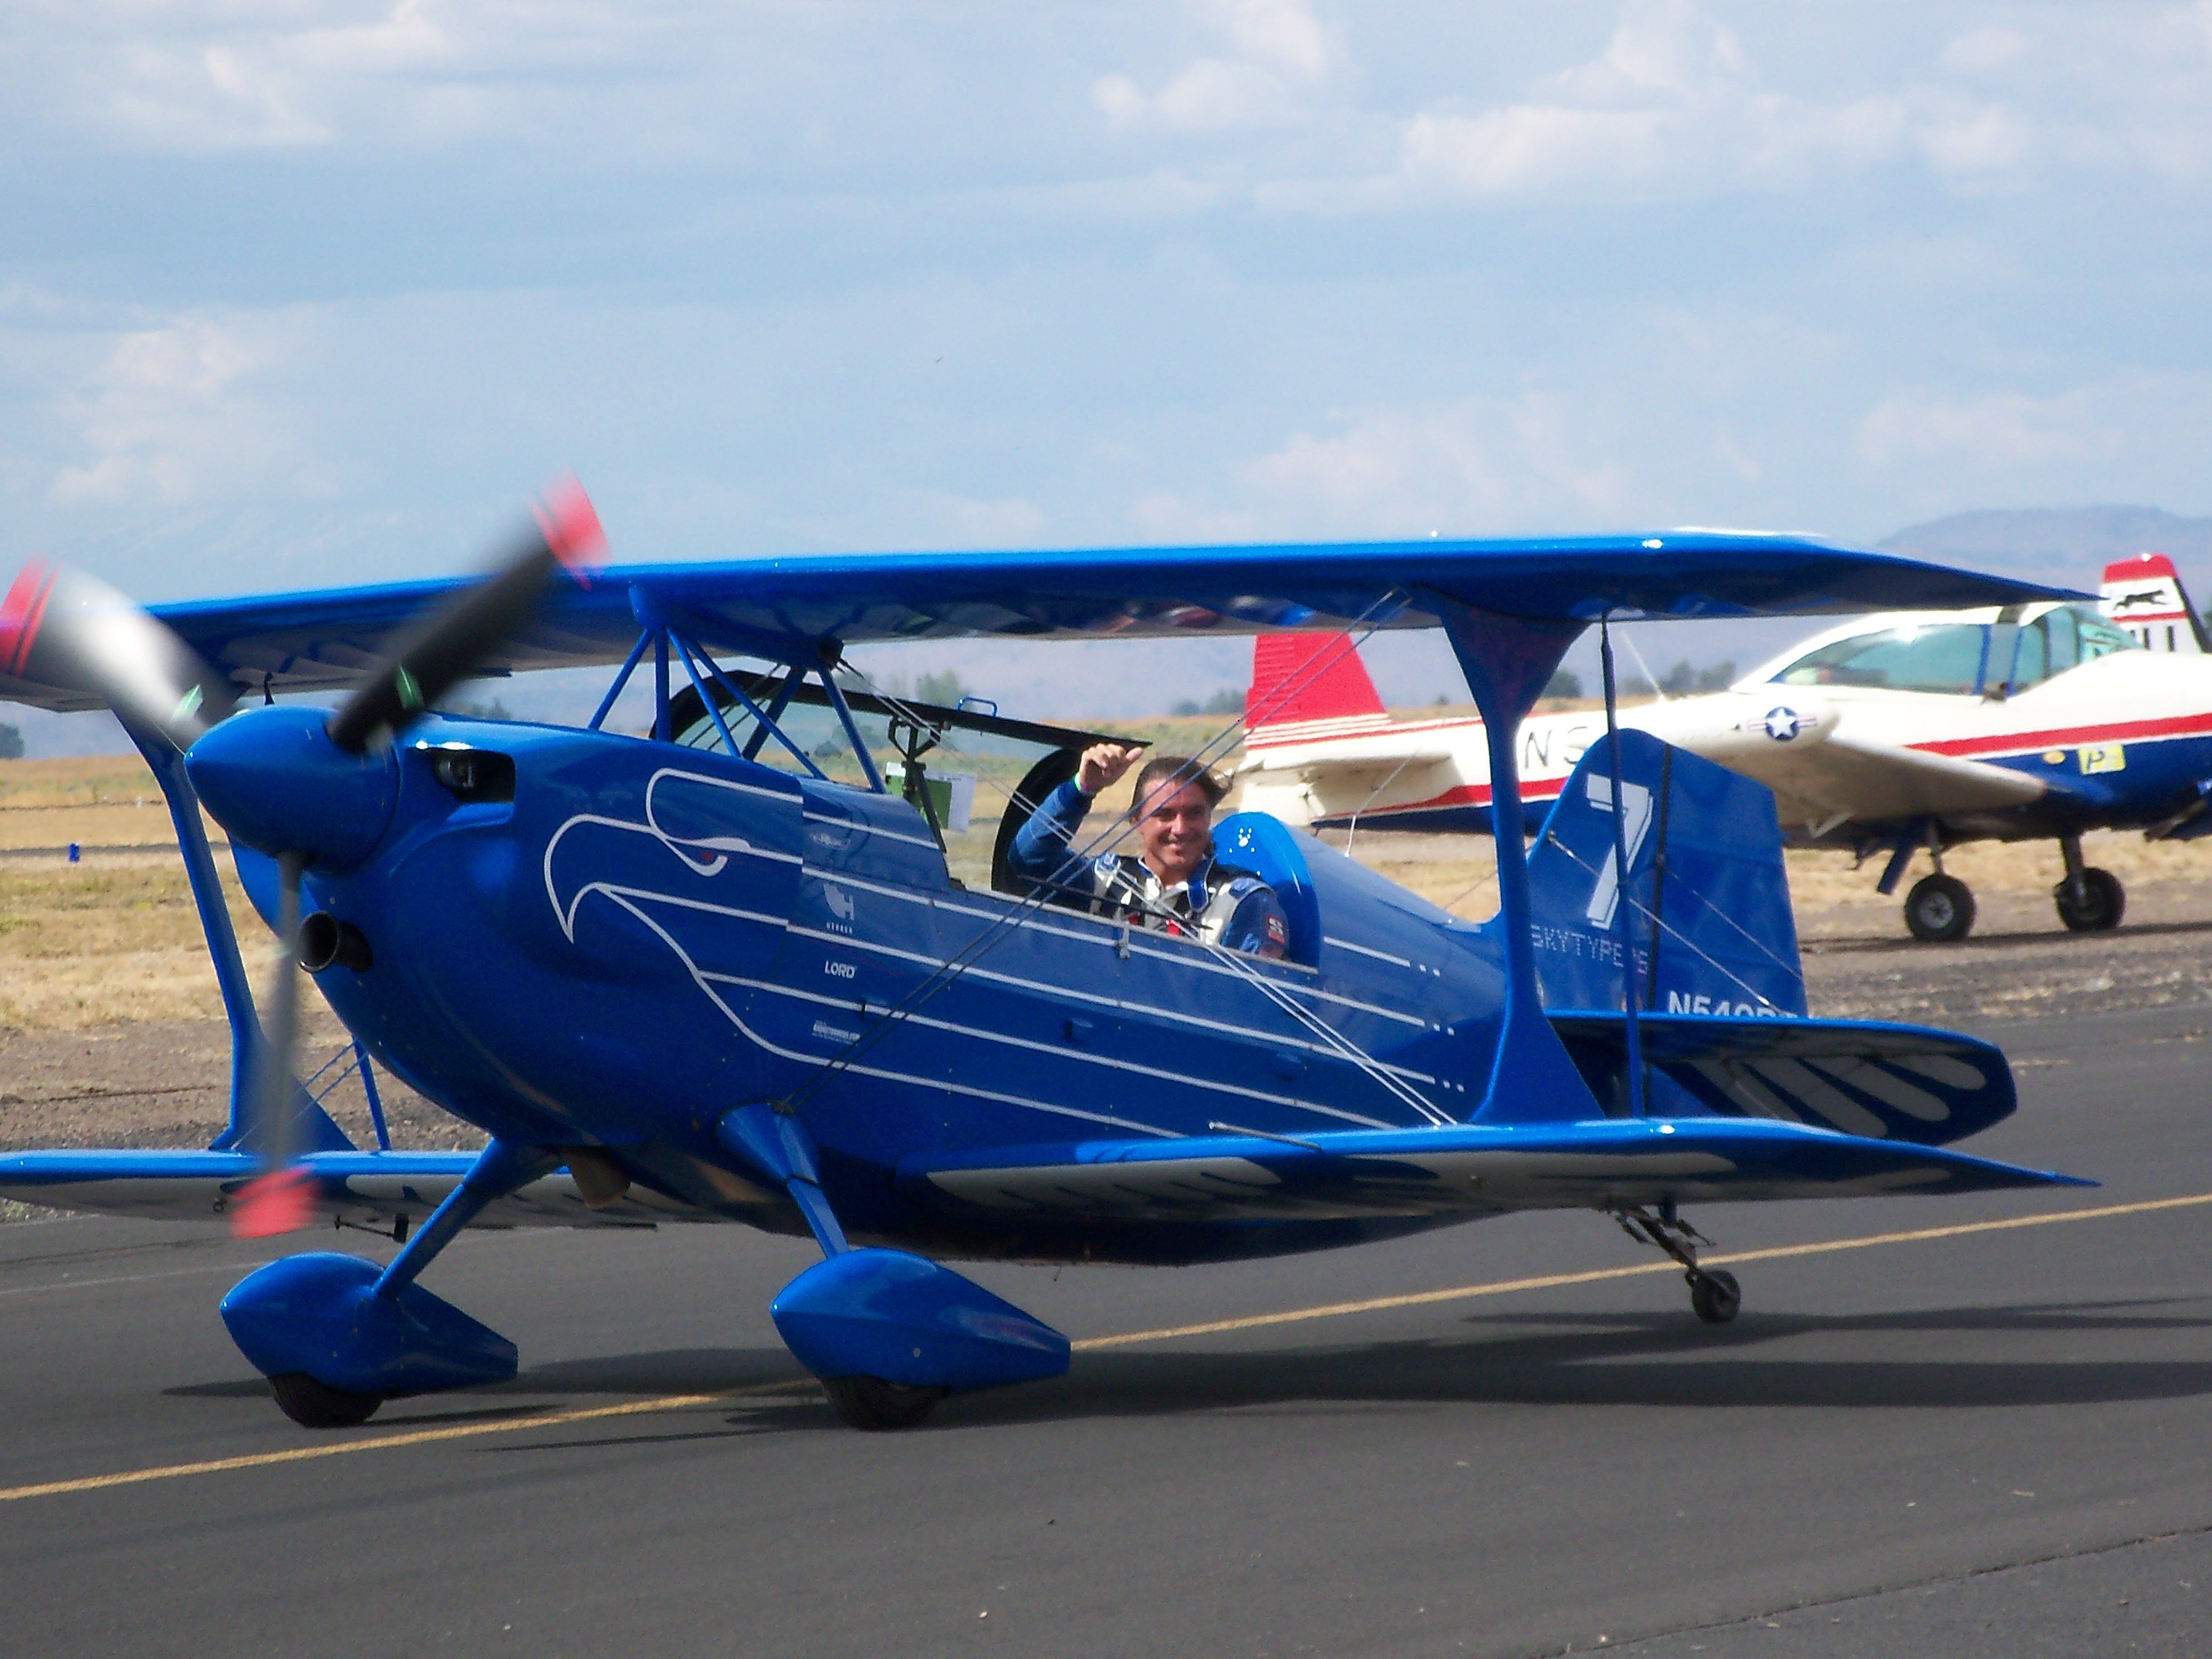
(668, 669), (1140, 890)
(1771, 602), (2137, 697)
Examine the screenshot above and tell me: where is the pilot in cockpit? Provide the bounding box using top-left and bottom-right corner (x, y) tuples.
(1006, 743), (1289, 959)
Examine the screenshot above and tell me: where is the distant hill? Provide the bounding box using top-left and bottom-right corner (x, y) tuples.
(1881, 506), (2212, 598)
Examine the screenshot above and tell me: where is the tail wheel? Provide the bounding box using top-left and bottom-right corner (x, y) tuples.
(2054, 867), (2124, 933)
(1690, 1269), (1741, 1325)
(269, 1372), (382, 1429)
(1903, 874), (1975, 943)
(821, 1376), (946, 1431)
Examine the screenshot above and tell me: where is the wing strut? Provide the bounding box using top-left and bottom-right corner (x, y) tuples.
(1598, 617), (1648, 1118)
(1430, 598), (1605, 1125)
(125, 725), (352, 1156)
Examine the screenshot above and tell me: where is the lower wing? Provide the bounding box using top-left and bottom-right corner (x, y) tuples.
(0, 1149), (713, 1228)
(902, 1117), (2088, 1229)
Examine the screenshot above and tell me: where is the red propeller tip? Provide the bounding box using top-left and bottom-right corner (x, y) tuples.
(534, 476), (608, 577)
(1, 557), (58, 677)
(230, 1167), (317, 1239)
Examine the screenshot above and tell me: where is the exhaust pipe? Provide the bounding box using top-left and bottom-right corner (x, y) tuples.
(298, 913), (373, 973)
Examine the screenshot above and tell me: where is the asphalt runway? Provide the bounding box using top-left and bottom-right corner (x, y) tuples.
(4, 1003), (2212, 1658)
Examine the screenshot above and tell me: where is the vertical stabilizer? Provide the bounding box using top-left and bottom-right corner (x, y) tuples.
(2101, 553), (2208, 653)
(1246, 633), (1389, 735)
(1525, 729), (1806, 1018)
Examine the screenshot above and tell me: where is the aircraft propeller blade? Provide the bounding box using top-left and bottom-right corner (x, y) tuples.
(0, 558), (238, 750)
(6, 481), (607, 1236)
(324, 477), (607, 754)
(228, 850), (316, 1238)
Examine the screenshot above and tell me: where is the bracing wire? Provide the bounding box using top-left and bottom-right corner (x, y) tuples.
(777, 596), (1417, 1117)
(1536, 830), (1793, 1015)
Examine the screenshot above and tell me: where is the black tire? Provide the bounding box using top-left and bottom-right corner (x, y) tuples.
(1689, 1269), (1741, 1325)
(2054, 867), (2124, 933)
(268, 1372), (382, 1428)
(1903, 874), (1975, 943)
(821, 1375), (945, 1431)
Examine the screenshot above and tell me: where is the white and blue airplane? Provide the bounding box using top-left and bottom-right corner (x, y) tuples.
(1240, 554), (2212, 943)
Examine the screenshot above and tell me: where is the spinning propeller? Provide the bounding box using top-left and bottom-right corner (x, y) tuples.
(0, 479), (608, 1236)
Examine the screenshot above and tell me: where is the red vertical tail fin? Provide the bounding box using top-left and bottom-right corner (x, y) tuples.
(2101, 552), (2208, 653)
(1246, 633), (1389, 734)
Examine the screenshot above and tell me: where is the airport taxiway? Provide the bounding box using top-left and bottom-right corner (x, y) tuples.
(2, 1000), (2211, 1657)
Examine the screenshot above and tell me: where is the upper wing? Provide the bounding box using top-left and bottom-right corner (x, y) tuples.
(0, 1149), (721, 1228)
(1721, 729), (2047, 824)
(901, 1117), (2085, 1230)
(3, 536), (2077, 711)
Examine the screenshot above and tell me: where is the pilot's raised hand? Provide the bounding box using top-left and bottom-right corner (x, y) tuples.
(1076, 741), (1143, 796)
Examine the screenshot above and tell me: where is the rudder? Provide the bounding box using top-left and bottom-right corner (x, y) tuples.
(2101, 552), (2208, 654)
(1525, 729), (1805, 1018)
(1246, 632), (1388, 734)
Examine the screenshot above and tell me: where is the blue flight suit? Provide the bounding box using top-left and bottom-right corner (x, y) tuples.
(1006, 779), (1290, 959)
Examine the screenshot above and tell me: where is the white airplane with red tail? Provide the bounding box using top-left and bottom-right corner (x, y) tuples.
(1237, 553), (2212, 944)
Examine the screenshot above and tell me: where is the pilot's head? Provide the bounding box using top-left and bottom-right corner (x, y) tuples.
(1129, 754), (1225, 885)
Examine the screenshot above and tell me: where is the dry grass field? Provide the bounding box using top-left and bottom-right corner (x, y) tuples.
(6, 746), (2211, 1031)
(6, 734), (2211, 1157)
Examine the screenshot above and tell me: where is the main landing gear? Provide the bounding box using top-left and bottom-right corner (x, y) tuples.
(2054, 833), (2124, 934)
(269, 1371), (382, 1429)
(1904, 872), (1975, 944)
(1889, 825), (1976, 943)
(1614, 1203), (1740, 1325)
(1885, 828), (2126, 943)
(821, 1375), (949, 1432)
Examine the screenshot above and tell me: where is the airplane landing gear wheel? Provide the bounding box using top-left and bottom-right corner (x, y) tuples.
(822, 1376), (946, 1431)
(268, 1372), (382, 1428)
(2055, 867), (2124, 933)
(1689, 1269), (1741, 1325)
(1904, 874), (1975, 943)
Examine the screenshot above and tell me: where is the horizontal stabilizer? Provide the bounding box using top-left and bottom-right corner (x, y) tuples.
(0, 1149), (715, 1228)
(1549, 1012), (2015, 1146)
(903, 1116), (2086, 1230)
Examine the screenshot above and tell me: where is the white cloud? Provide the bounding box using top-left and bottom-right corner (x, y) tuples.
(1138, 394), (1633, 541)
(1364, 1), (1959, 203)
(1248, 0), (2212, 210)
(48, 312), (318, 505)
(1094, 0), (1340, 134)
(1941, 27), (2031, 77)
(24, 0), (641, 153)
(1857, 386), (2123, 473)
(1849, 369), (2212, 522)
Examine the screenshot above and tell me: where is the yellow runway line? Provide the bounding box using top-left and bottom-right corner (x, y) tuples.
(1071, 1190), (2212, 1350)
(6, 1189), (2211, 1506)
(0, 1383), (812, 1505)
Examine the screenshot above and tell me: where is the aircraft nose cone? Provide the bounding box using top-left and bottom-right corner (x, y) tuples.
(185, 706), (400, 870)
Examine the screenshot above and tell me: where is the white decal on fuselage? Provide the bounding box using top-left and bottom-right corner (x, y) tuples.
(1665, 990), (1781, 1018)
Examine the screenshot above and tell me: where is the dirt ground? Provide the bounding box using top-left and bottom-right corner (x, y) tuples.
(4, 751), (2210, 1154)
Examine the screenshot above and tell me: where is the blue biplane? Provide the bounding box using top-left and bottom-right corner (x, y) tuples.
(0, 488), (2088, 1429)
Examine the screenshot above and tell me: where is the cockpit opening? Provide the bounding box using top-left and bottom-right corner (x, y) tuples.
(665, 668), (1139, 891)
(1770, 602), (2136, 697)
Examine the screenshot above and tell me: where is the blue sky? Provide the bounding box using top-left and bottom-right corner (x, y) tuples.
(6, 2), (2212, 738)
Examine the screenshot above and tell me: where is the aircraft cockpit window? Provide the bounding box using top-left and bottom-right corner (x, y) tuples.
(2005, 604), (2137, 692)
(2070, 605), (2138, 664)
(2009, 617), (2051, 691)
(666, 669), (1133, 890)
(1772, 623), (1988, 695)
